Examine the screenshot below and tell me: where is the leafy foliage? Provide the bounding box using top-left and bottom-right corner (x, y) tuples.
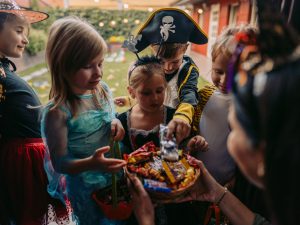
(26, 29), (47, 55)
(27, 8), (149, 55)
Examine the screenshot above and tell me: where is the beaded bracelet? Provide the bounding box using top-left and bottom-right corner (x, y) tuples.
(216, 187), (228, 205)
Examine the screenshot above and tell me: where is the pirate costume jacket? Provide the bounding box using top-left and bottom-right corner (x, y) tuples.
(164, 55), (199, 124)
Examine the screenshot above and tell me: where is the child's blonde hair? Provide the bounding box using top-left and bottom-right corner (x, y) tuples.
(46, 16), (107, 114)
(128, 55), (166, 89)
(211, 25), (257, 62)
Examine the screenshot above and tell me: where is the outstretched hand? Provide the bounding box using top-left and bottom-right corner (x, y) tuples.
(114, 96), (128, 107)
(167, 118), (191, 143)
(111, 119), (125, 141)
(91, 146), (126, 173)
(187, 135), (209, 153)
(126, 171), (155, 225)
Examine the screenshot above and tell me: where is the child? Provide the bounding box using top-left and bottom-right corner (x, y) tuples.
(118, 55), (207, 225)
(118, 55), (173, 225)
(115, 8), (208, 143)
(117, 55), (175, 152)
(189, 26), (254, 185)
(0, 1), (71, 224)
(41, 16), (126, 225)
(189, 25), (269, 223)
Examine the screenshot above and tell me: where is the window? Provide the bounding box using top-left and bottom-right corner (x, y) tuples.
(198, 9), (204, 28)
(207, 3), (220, 56)
(229, 3), (239, 25)
(250, 0), (258, 25)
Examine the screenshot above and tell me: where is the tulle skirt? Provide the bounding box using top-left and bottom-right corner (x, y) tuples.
(0, 138), (72, 225)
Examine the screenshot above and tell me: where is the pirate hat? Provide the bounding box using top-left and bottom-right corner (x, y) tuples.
(133, 8), (207, 53)
(0, 0), (48, 24)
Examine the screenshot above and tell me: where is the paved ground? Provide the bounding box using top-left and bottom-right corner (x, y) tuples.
(22, 68), (48, 81)
(13, 51), (45, 72)
(188, 50), (212, 83)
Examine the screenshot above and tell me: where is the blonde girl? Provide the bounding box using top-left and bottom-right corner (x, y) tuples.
(42, 16), (126, 225)
(117, 55), (175, 152)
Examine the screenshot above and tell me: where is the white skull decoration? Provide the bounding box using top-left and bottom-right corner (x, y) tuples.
(162, 16), (174, 27)
(160, 16), (176, 41)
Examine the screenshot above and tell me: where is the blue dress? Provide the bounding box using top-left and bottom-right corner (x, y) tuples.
(41, 82), (125, 225)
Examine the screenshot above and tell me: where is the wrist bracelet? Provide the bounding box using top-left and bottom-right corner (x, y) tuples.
(216, 187), (228, 205)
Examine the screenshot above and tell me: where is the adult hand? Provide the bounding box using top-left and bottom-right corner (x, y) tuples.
(167, 118), (191, 143)
(177, 158), (224, 203)
(187, 135), (209, 153)
(91, 146), (126, 173)
(127, 172), (155, 225)
(111, 119), (125, 141)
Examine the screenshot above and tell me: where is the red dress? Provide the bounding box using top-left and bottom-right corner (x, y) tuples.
(0, 58), (72, 225)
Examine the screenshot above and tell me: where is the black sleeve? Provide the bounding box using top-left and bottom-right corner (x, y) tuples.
(165, 106), (176, 124)
(117, 111), (132, 153)
(178, 65), (199, 106)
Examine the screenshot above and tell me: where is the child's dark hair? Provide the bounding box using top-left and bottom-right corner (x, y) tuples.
(151, 43), (188, 59)
(134, 55), (161, 67)
(0, 12), (9, 30)
(0, 12), (28, 31)
(128, 55), (166, 88)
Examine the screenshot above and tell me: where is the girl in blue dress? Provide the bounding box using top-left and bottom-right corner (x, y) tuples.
(41, 16), (126, 225)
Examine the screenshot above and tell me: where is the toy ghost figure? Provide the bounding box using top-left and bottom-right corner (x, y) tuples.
(160, 16), (176, 41)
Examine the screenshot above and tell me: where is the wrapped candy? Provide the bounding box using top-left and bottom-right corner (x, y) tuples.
(124, 141), (201, 203)
(159, 124), (179, 161)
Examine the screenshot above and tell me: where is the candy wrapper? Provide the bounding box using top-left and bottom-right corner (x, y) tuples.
(124, 141), (201, 203)
(159, 124), (179, 161)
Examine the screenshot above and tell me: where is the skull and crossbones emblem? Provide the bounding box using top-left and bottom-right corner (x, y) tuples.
(160, 16), (176, 41)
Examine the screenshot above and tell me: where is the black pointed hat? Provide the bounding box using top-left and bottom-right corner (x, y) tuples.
(133, 8), (208, 53)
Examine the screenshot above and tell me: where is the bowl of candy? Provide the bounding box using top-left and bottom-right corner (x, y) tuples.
(124, 126), (200, 203)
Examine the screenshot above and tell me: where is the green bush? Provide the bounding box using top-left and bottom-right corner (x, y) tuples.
(31, 8), (150, 40)
(26, 29), (47, 56)
(26, 9), (150, 55)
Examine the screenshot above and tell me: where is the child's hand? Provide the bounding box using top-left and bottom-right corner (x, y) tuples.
(187, 136), (209, 153)
(111, 119), (125, 141)
(167, 118), (191, 143)
(92, 146), (126, 173)
(114, 96), (128, 107)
